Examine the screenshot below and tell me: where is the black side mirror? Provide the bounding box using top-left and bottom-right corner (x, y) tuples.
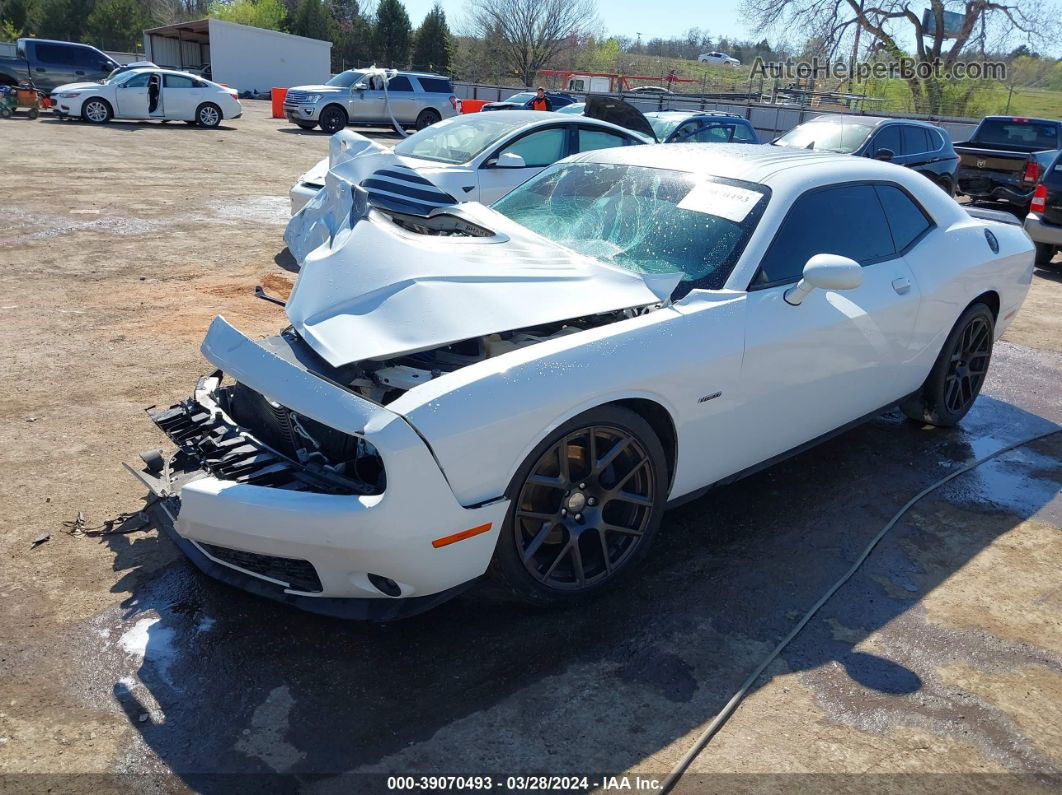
(874, 148), (895, 162)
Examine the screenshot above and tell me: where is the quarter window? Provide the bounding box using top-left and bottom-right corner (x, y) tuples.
(754, 184), (895, 286)
(875, 185), (933, 251)
(498, 128), (567, 167)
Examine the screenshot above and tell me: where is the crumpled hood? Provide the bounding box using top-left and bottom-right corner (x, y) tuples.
(285, 201), (682, 366)
(284, 129), (460, 262)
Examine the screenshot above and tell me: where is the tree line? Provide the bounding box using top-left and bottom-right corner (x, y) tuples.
(0, 0), (454, 75)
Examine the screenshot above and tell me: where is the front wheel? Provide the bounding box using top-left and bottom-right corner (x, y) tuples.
(318, 105), (347, 134)
(196, 103), (221, 128)
(490, 406), (668, 606)
(82, 98), (112, 124)
(901, 303), (994, 427)
(415, 108), (441, 130)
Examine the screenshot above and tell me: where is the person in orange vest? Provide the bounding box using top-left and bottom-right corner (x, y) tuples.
(531, 87), (552, 111)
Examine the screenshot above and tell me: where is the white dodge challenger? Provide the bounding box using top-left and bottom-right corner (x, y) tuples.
(130, 144), (1033, 619)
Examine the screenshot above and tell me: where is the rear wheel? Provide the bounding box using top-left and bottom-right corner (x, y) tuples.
(935, 175), (954, 196)
(491, 406), (667, 606)
(82, 98), (112, 124)
(901, 303), (994, 427)
(415, 108), (441, 130)
(196, 102), (221, 128)
(1034, 242), (1057, 267)
(319, 105), (347, 134)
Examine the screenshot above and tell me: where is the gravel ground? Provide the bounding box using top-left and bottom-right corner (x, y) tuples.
(0, 101), (1059, 792)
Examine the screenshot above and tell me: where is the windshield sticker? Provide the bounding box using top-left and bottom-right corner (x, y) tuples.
(678, 183), (761, 222)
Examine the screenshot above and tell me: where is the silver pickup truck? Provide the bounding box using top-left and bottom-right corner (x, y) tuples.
(284, 69), (458, 134)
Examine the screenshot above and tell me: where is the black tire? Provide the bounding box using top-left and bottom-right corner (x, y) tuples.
(900, 303), (994, 427)
(294, 120), (318, 130)
(27, 107), (39, 120)
(318, 105), (347, 134)
(415, 108), (441, 130)
(81, 98), (112, 124)
(195, 102), (222, 128)
(490, 405), (668, 606)
(936, 175), (954, 196)
(0, 107), (11, 119)
(1034, 242), (1057, 267)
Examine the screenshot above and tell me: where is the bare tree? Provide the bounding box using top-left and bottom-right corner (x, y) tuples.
(467, 0), (598, 86)
(740, 0), (1060, 113)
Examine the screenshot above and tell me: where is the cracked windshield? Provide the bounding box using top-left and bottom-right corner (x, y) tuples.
(492, 162), (768, 287)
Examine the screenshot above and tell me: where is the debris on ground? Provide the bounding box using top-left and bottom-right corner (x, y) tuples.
(62, 503), (155, 538)
(30, 532), (49, 549)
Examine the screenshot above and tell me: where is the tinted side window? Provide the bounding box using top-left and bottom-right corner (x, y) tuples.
(123, 72), (152, 87)
(875, 185), (932, 251)
(35, 43), (76, 65)
(902, 126), (929, 154)
(163, 73), (195, 88)
(74, 47), (106, 69)
(872, 125), (902, 155)
(577, 128), (632, 152)
(499, 128), (567, 167)
(755, 184), (895, 286)
(418, 77), (453, 94)
(732, 123), (758, 143)
(387, 75), (413, 92)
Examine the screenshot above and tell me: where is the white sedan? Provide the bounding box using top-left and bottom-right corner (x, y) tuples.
(52, 67), (242, 127)
(132, 145), (1032, 619)
(285, 111), (647, 260)
(698, 51), (741, 66)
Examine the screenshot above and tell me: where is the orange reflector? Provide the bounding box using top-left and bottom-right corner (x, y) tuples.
(431, 522), (492, 548)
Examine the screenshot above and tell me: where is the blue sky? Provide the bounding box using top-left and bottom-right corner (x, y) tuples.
(401, 0), (750, 43)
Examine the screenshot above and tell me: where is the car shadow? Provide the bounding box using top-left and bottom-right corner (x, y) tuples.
(98, 389), (1061, 789)
(275, 124), (408, 140)
(40, 117), (237, 132)
(1034, 264), (1062, 283)
(273, 247), (299, 273)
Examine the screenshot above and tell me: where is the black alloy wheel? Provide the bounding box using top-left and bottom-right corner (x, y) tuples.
(491, 406), (667, 605)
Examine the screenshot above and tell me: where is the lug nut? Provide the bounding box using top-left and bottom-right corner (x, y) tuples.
(587, 497), (597, 506)
(561, 508), (567, 515)
(575, 513), (583, 522)
(579, 483), (586, 489)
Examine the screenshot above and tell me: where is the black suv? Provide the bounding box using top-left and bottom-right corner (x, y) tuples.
(772, 115), (960, 194)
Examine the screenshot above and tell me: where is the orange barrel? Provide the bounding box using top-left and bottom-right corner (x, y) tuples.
(460, 99), (488, 114)
(271, 88), (287, 119)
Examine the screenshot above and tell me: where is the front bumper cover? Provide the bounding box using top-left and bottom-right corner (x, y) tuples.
(127, 316), (508, 618)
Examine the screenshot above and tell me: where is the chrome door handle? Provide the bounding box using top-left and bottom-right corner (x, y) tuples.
(892, 276), (912, 295)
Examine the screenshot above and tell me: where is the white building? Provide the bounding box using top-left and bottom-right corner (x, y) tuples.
(143, 19), (331, 94)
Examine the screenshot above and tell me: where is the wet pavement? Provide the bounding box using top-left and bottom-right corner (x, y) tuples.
(3, 340), (1059, 791)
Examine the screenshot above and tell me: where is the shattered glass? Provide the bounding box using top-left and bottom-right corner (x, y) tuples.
(493, 163), (768, 287)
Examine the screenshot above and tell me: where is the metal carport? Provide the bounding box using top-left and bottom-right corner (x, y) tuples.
(143, 19), (331, 94)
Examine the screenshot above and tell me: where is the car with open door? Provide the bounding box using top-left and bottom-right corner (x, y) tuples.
(285, 110), (647, 255)
(51, 66), (241, 127)
(772, 115), (959, 194)
(134, 144), (1032, 619)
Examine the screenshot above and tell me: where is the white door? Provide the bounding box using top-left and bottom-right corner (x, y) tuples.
(162, 72), (201, 120)
(476, 126), (570, 205)
(736, 182), (923, 469)
(115, 71), (152, 118)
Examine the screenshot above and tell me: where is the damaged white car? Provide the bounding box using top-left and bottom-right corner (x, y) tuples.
(131, 145), (1032, 619)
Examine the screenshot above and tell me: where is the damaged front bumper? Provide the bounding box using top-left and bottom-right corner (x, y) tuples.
(128, 316), (508, 620)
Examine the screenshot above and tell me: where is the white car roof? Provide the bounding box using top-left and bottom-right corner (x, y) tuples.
(450, 110), (645, 138)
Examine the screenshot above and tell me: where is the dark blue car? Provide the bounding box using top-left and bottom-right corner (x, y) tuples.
(644, 110), (759, 144)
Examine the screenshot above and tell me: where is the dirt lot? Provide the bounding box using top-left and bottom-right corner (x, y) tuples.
(1, 101), (1060, 792)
